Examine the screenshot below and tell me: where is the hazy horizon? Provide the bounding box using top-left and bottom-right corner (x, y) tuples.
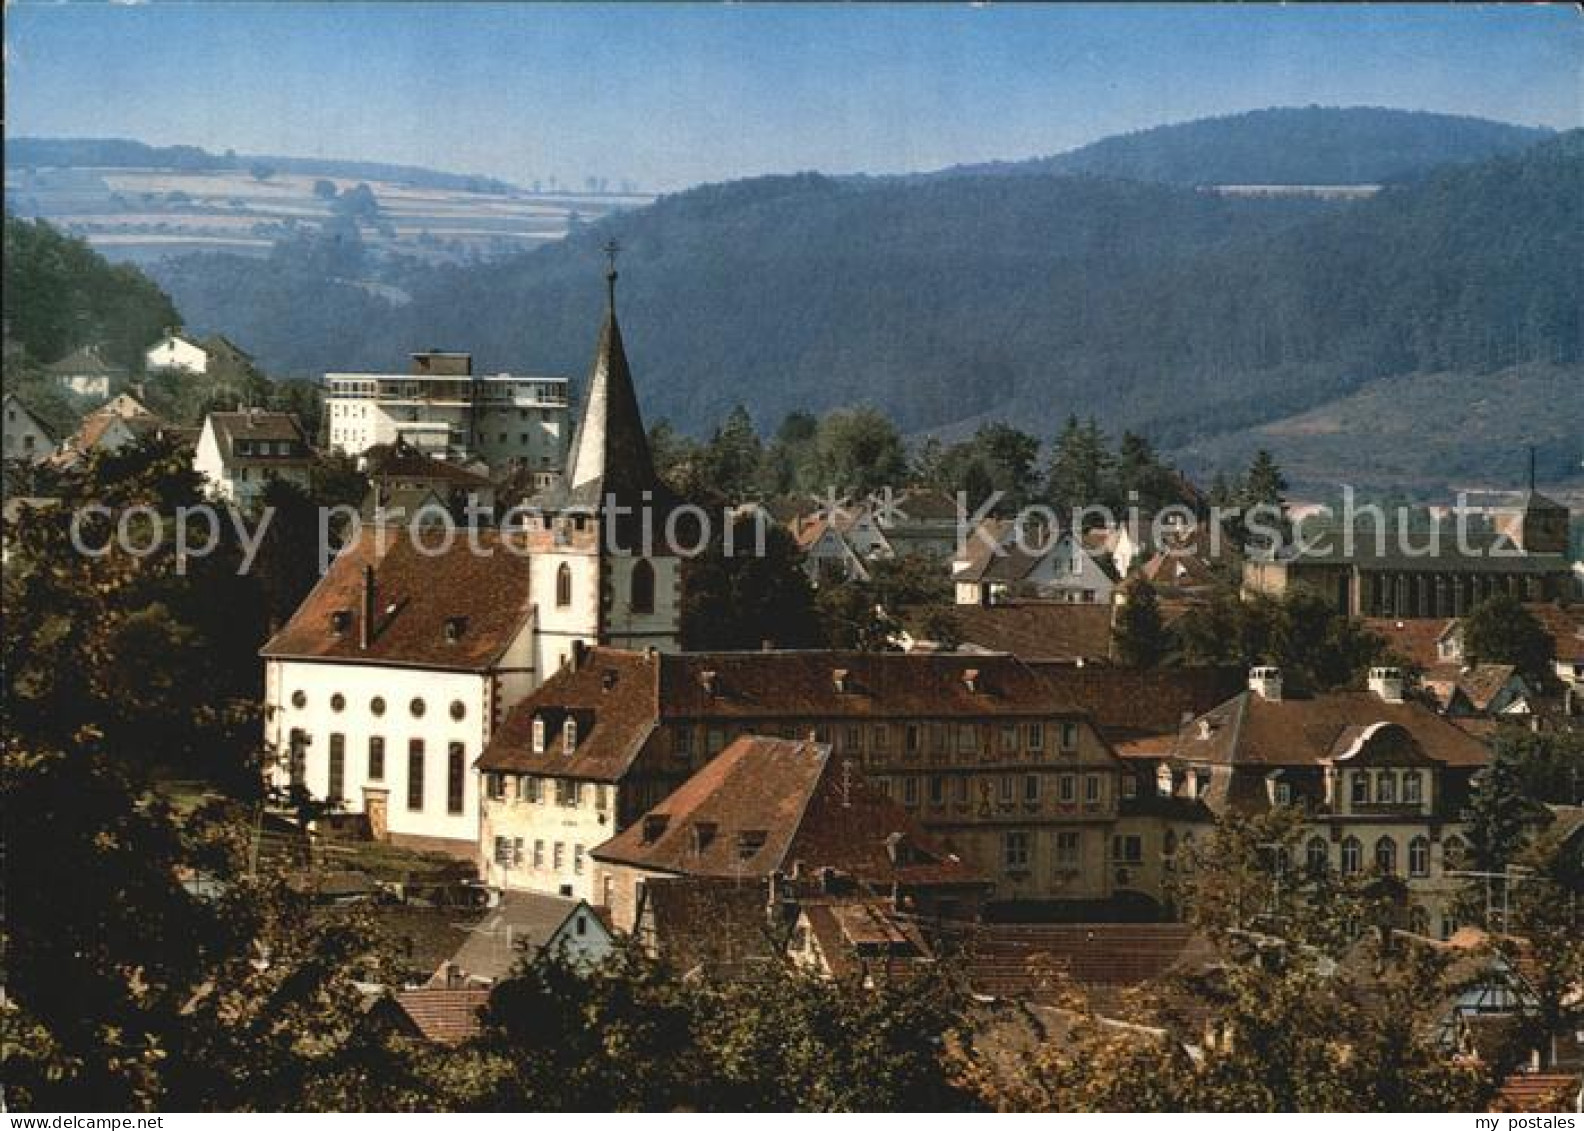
(7, 3), (1581, 192)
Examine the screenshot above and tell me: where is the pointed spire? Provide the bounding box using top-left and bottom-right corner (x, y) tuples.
(543, 246), (665, 512)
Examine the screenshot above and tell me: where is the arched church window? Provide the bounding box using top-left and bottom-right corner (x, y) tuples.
(556, 563), (572, 607)
(631, 559), (655, 615)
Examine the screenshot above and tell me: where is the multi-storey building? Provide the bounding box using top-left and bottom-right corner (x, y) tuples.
(193, 409), (314, 509)
(262, 265), (682, 854)
(324, 349), (569, 478)
(476, 648), (1129, 908)
(1121, 665), (1493, 936)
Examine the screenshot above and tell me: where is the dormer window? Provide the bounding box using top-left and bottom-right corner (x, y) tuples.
(699, 670), (718, 696)
(643, 814), (670, 843)
(444, 616), (467, 643)
(562, 717), (578, 754)
(601, 669), (618, 691)
(330, 609), (351, 636)
(736, 830), (767, 860)
(1403, 770), (1423, 804)
(832, 668), (850, 694)
(963, 668), (980, 694)
(531, 717), (546, 754)
(692, 821), (718, 855)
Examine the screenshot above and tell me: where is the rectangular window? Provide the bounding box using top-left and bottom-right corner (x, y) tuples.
(1351, 772), (1370, 806)
(674, 727), (694, 759)
(954, 776), (969, 804)
(1377, 772), (1396, 805)
(706, 727), (726, 754)
(1000, 723), (1018, 753)
(1085, 775), (1101, 804)
(1274, 781), (1292, 806)
(905, 725), (921, 757)
(1403, 772), (1423, 804)
(1055, 831), (1081, 867)
(1024, 774), (1040, 804)
(1003, 831), (1030, 871)
(932, 724), (949, 755)
(526, 776), (543, 804)
(533, 840), (545, 868)
(1121, 775), (1138, 800)
(1060, 722), (1079, 752)
(447, 743), (465, 815)
(494, 836), (511, 867)
(872, 725), (888, 753)
(574, 845), (585, 875)
(1112, 835), (1143, 864)
(553, 842), (565, 871)
(485, 772), (505, 801)
(288, 729), (308, 787)
(844, 725), (862, 753)
(328, 734), (346, 804)
(929, 776), (945, 805)
(596, 784), (609, 811)
(407, 740), (425, 811)
(999, 775), (1014, 804)
(1059, 774), (1076, 803)
(957, 724), (977, 754)
(555, 778), (576, 807)
(368, 736), (385, 781)
(903, 777), (919, 806)
(1027, 723), (1044, 752)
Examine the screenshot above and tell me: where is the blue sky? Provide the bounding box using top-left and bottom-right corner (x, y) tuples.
(7, 3), (1581, 190)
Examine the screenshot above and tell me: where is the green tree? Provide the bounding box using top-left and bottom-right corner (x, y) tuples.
(1045, 416), (1112, 518)
(1112, 577), (1170, 668)
(1466, 733), (1546, 873)
(698, 404), (765, 501)
(1462, 594), (1555, 684)
(807, 408), (910, 496)
(681, 517), (822, 650)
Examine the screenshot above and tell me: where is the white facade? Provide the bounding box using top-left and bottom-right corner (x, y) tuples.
(2, 395), (54, 463)
(324, 366), (569, 472)
(193, 414), (314, 509)
(145, 334), (209, 375)
(481, 770), (618, 902)
(55, 374), (112, 398)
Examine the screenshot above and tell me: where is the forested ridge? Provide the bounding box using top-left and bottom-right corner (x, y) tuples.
(133, 112), (1583, 486)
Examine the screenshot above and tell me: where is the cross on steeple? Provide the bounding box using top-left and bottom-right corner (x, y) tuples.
(603, 238), (620, 309)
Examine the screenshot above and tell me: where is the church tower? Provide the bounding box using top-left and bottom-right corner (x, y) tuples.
(526, 246), (683, 674)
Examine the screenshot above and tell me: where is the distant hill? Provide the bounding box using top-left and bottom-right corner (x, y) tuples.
(7, 137), (518, 194)
(141, 111), (1581, 491)
(933, 107), (1553, 186)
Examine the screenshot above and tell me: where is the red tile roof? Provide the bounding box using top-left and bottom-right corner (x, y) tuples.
(592, 736), (983, 891)
(1364, 617), (1457, 671)
(260, 527), (534, 671)
(914, 601), (1116, 662)
(964, 923), (1200, 1000)
(1173, 690), (1493, 769)
(386, 987), (489, 1044)
(1495, 1073), (1580, 1113)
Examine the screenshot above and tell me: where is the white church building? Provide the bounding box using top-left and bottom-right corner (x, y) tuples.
(260, 260), (683, 855)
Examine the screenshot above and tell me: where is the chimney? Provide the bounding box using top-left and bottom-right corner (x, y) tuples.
(1248, 666), (1283, 701)
(1368, 666), (1405, 704)
(360, 565), (375, 650)
(571, 639), (588, 670)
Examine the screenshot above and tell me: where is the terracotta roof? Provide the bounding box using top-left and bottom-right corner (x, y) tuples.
(1529, 603), (1584, 663)
(1424, 663), (1523, 713)
(593, 736), (983, 891)
(1364, 617), (1458, 670)
(639, 875), (782, 975)
(911, 602), (1115, 662)
(1173, 690), (1493, 770)
(802, 898), (933, 979)
(1028, 664), (1246, 742)
(1494, 1073), (1580, 1113)
(1138, 548), (1218, 591)
(965, 923), (1200, 1000)
(260, 527), (534, 671)
(481, 648), (1086, 780)
(386, 988), (489, 1044)
(368, 441), (495, 488)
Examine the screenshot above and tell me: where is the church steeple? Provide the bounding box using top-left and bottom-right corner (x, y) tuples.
(539, 242), (669, 513)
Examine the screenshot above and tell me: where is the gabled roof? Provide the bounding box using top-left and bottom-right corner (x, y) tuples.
(638, 875), (782, 975)
(260, 527), (535, 671)
(433, 891), (601, 986)
(1424, 663), (1524, 713)
(1172, 690), (1492, 770)
(44, 344), (126, 377)
(2, 393), (57, 442)
(592, 735), (983, 890)
(204, 411), (312, 465)
(909, 602), (1116, 662)
(368, 441), (495, 487)
(380, 988), (489, 1044)
(1364, 618), (1459, 670)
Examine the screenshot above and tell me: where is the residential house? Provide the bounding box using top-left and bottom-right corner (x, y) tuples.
(1135, 666), (1494, 937)
(144, 331), (211, 375)
(429, 890), (613, 987)
(788, 897), (937, 983)
(2, 393), (56, 464)
(954, 523), (1118, 607)
(261, 271), (682, 855)
(1423, 664), (1535, 719)
(45, 395), (164, 472)
(367, 988), (490, 1045)
(44, 344), (125, 398)
(478, 648), (1129, 909)
(366, 439), (497, 518)
(591, 736), (987, 932)
(193, 409), (314, 508)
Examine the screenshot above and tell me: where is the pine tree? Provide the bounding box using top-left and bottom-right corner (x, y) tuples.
(1112, 577), (1170, 668)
